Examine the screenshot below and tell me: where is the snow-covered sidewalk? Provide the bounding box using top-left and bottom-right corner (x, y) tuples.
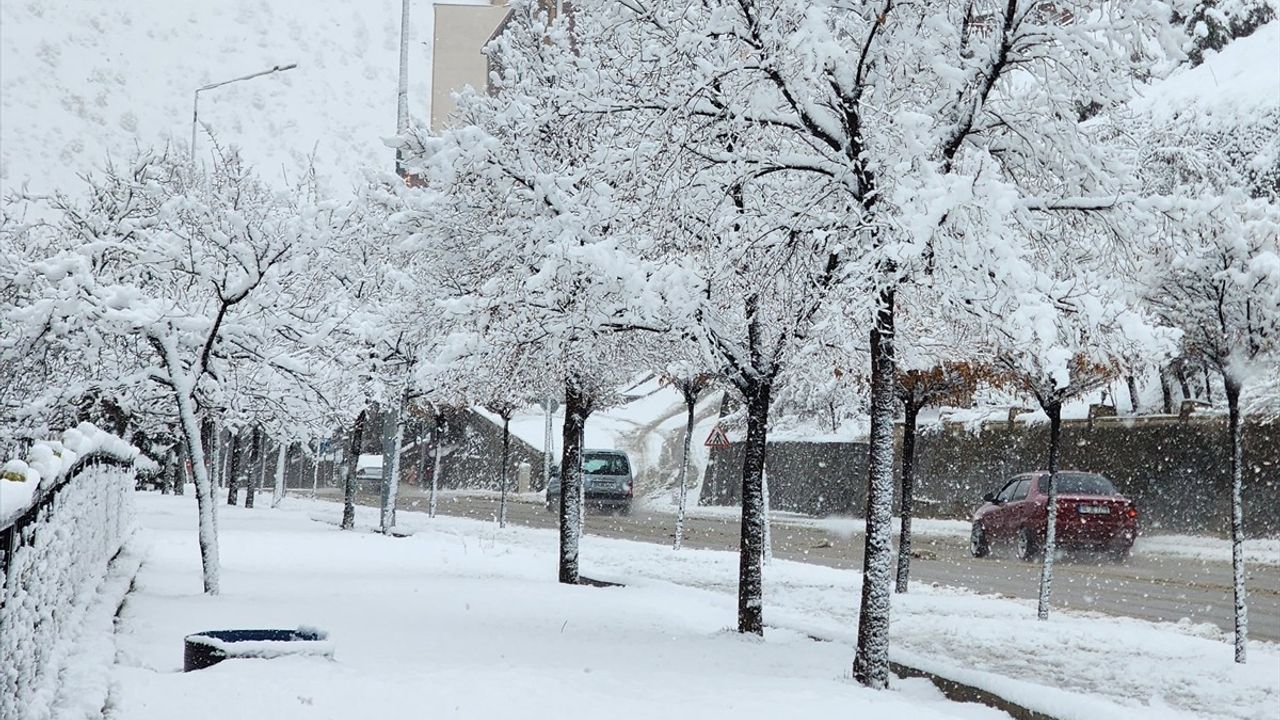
(110, 494), (1001, 720)
(110, 494), (1279, 720)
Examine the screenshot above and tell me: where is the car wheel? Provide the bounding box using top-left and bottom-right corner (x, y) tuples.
(970, 522), (989, 558)
(1016, 527), (1040, 562)
(1108, 541), (1132, 563)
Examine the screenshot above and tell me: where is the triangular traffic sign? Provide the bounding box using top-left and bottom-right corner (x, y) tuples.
(705, 426), (731, 449)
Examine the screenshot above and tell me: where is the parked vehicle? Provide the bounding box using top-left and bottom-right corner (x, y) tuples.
(545, 449), (634, 515)
(970, 471), (1138, 562)
(355, 454), (382, 487)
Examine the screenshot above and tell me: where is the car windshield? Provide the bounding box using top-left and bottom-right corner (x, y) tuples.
(1054, 472), (1119, 496)
(583, 453), (629, 475)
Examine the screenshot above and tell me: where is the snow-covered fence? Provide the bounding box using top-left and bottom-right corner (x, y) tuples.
(0, 424), (140, 720)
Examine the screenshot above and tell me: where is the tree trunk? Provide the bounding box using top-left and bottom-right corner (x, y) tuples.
(173, 388), (220, 594)
(543, 396), (555, 493)
(430, 412), (445, 518)
(161, 446), (174, 495)
(1126, 375), (1140, 413)
(578, 423), (586, 531)
(244, 426), (260, 509)
(736, 380), (771, 634)
(559, 380), (592, 585)
(271, 441), (288, 508)
(1225, 375), (1249, 663)
(381, 400), (405, 533)
(500, 416), (511, 529)
(761, 459), (773, 564)
(415, 422), (429, 489)
(201, 417), (217, 485)
(216, 429), (229, 488)
(311, 443), (321, 497)
(674, 393), (696, 550)
(853, 287), (897, 689)
(342, 410), (366, 530)
(1177, 363), (1192, 400)
(1037, 399), (1063, 620)
(1160, 367), (1175, 415)
(895, 397), (920, 594)
(174, 444), (187, 495)
(226, 432), (241, 506)
(1203, 364), (1213, 403)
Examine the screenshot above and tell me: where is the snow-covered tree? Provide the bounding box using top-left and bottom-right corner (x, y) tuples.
(1173, 0), (1275, 66)
(1132, 20), (1279, 662)
(893, 362), (978, 593)
(661, 367), (716, 551)
(390, 3), (680, 584)
(598, 0), (1176, 686)
(4, 147), (347, 594)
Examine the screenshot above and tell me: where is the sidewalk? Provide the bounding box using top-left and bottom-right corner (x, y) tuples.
(108, 494), (1000, 720)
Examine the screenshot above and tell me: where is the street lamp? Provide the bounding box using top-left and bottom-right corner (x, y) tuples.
(191, 63), (298, 161)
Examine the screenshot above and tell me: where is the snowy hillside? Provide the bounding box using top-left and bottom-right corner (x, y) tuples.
(0, 0), (467, 196)
(1133, 20), (1279, 116)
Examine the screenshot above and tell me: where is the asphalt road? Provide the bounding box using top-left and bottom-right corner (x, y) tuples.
(324, 487), (1280, 643)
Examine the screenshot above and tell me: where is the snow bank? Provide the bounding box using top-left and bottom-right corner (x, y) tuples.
(1136, 534), (1280, 567)
(0, 423), (138, 720)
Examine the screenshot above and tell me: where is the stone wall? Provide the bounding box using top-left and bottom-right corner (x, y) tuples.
(698, 415), (1280, 536)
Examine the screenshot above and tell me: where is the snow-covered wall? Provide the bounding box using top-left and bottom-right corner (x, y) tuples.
(701, 415), (1280, 535)
(0, 425), (138, 720)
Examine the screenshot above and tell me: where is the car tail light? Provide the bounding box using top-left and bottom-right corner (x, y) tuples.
(1126, 506), (1138, 520)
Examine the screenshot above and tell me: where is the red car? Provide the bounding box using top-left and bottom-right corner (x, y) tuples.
(970, 471), (1139, 562)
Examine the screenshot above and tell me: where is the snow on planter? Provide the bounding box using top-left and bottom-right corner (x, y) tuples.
(183, 628), (335, 671)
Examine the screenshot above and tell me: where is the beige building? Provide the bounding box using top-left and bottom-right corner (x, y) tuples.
(431, 2), (570, 130)
(430, 2), (510, 130)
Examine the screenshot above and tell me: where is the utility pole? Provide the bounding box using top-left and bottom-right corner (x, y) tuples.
(395, 0), (411, 176)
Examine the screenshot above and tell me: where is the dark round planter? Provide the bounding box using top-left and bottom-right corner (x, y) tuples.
(183, 628), (332, 672)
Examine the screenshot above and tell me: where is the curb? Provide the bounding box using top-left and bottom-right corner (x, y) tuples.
(788, 628), (1061, 720)
(889, 661), (1059, 720)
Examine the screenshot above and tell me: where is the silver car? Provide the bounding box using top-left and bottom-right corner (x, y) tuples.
(545, 449), (634, 515)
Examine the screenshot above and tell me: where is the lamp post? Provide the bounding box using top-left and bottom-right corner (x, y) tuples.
(191, 63), (298, 161)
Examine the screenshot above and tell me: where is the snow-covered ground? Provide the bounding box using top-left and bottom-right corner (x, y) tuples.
(102, 493), (1279, 720)
(110, 494), (1003, 720)
(1134, 534), (1280, 568)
